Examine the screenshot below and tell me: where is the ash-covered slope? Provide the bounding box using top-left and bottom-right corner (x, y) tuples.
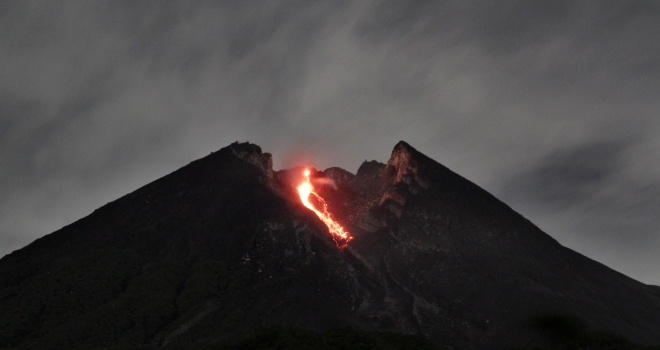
(324, 142), (660, 348)
(1, 141), (659, 350)
(0, 143), (375, 350)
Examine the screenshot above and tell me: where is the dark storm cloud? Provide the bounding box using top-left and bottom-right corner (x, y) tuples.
(498, 140), (660, 283)
(1, 1), (659, 284)
(355, 0), (576, 52)
(359, 0), (660, 98)
(502, 141), (627, 209)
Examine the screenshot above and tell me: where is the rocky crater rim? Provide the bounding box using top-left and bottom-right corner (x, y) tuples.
(224, 141), (274, 178)
(385, 141), (430, 189)
(225, 140), (428, 182)
(224, 141), (433, 205)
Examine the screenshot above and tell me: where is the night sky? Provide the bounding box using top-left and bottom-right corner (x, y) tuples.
(1, 1), (659, 285)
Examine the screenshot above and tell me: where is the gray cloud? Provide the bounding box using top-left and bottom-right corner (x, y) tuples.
(502, 141), (628, 210)
(1, 0), (659, 285)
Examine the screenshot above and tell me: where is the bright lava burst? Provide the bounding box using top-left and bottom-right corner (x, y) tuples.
(297, 169), (353, 250)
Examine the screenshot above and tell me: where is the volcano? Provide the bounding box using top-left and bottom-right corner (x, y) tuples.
(1, 141), (660, 349)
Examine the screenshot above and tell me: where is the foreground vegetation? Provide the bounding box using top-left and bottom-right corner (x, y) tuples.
(509, 312), (660, 350)
(200, 313), (660, 350)
(202, 327), (446, 350)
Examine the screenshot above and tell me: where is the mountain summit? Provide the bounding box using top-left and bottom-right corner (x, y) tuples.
(1, 141), (659, 349)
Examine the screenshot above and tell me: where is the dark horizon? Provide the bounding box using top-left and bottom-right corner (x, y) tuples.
(1, 1), (659, 285)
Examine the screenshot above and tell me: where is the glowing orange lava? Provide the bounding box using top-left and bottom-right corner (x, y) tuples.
(297, 169), (352, 250)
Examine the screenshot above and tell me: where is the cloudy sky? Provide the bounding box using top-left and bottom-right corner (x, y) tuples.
(1, 1), (659, 285)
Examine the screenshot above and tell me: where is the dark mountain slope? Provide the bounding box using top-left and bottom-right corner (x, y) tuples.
(0, 143), (375, 349)
(0, 141), (659, 350)
(323, 142), (660, 348)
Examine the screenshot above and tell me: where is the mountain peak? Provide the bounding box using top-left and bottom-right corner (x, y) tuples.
(225, 141), (273, 178)
(2, 141), (660, 349)
(385, 140), (430, 190)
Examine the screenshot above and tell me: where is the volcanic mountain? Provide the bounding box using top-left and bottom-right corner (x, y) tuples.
(1, 141), (660, 349)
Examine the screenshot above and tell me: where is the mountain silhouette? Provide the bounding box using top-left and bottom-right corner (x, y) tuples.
(1, 141), (659, 350)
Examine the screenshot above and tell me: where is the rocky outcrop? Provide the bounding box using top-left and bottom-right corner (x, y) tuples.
(227, 141), (274, 178)
(385, 141), (430, 190)
(322, 167), (355, 187)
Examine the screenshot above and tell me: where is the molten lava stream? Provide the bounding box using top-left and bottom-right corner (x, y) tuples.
(297, 169), (352, 250)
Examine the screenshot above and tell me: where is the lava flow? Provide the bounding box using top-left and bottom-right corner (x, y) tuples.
(297, 169), (353, 250)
